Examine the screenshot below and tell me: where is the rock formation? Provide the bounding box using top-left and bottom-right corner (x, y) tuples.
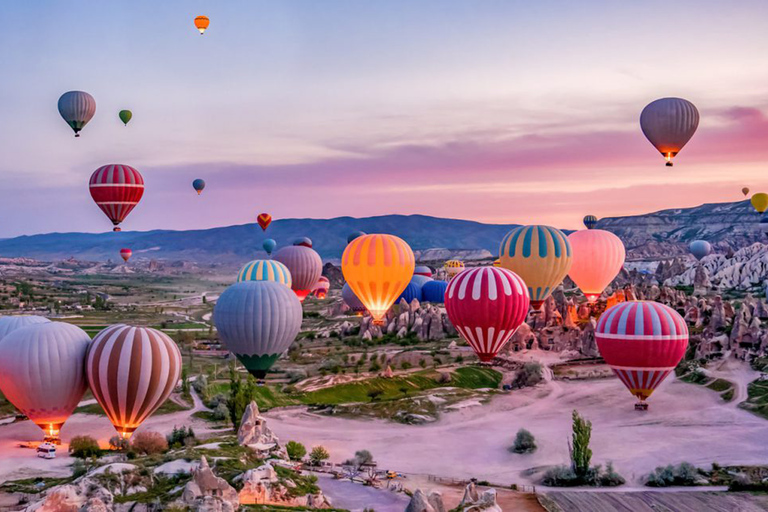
(237, 401), (285, 458)
(180, 456), (239, 512)
(405, 489), (446, 512)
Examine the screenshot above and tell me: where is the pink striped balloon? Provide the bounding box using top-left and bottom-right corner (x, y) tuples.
(445, 267), (530, 362)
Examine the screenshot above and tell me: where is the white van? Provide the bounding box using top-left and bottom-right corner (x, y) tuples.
(37, 442), (56, 459)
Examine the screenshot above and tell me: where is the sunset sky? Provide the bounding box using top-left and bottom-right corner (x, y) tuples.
(2, 1), (768, 237)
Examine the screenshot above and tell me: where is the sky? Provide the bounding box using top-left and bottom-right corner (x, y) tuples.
(2, 0), (768, 237)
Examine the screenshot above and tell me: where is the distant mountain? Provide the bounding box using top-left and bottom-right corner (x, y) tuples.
(0, 215), (519, 263)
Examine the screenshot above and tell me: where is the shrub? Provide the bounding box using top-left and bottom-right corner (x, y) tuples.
(309, 446), (330, 466)
(400, 361), (412, 370)
(542, 465), (579, 486)
(69, 435), (101, 459)
(166, 426), (196, 449)
(213, 402), (230, 422)
(367, 389), (383, 401)
(287, 441), (307, 461)
(511, 429), (537, 454)
(511, 362), (543, 389)
(109, 435), (130, 451)
(132, 431), (169, 455)
(344, 449), (374, 469)
(71, 459), (88, 478)
(599, 462), (626, 487)
(645, 462), (699, 487)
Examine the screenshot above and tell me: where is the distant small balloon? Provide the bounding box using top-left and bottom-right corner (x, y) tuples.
(742, 187), (750, 197)
(583, 215), (598, 230)
(263, 238), (276, 256)
(192, 178), (206, 195)
(688, 240), (712, 261)
(347, 231), (366, 244)
(194, 16), (209, 35)
(58, 91), (96, 137)
(294, 237), (312, 248)
(257, 213), (272, 231)
(120, 248), (132, 262)
(119, 110), (132, 126)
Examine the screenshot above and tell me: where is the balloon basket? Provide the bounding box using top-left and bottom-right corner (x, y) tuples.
(634, 402), (649, 411)
(113, 227), (121, 232)
(665, 162), (673, 167)
(42, 435), (61, 445)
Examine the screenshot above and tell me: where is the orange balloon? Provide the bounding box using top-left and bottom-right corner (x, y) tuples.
(342, 234), (415, 324)
(568, 229), (626, 302)
(194, 16), (210, 35)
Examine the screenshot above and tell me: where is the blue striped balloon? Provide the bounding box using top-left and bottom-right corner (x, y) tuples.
(421, 280), (448, 303)
(583, 215), (598, 229)
(236, 260), (292, 288)
(396, 279), (423, 304)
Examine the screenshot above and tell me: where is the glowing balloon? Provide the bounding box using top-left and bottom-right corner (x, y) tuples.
(0, 315), (50, 343)
(347, 231), (366, 244)
(421, 280), (448, 304)
(751, 193), (768, 214)
(342, 234), (415, 324)
(0, 322), (90, 440)
(640, 97), (699, 166)
(193, 178), (206, 195)
(119, 110), (132, 126)
(499, 225), (572, 309)
(596, 301), (688, 408)
(58, 91), (96, 137)
(273, 244), (323, 302)
(214, 281), (302, 379)
(444, 260), (464, 279)
(688, 240), (712, 261)
(257, 213), (272, 231)
(311, 276), (330, 299)
(445, 267), (530, 362)
(263, 238), (277, 256)
(237, 259), (292, 288)
(583, 215), (598, 230)
(120, 248), (132, 262)
(194, 15), (209, 35)
(89, 164), (144, 232)
(86, 325), (181, 438)
(742, 187), (750, 197)
(568, 229), (625, 302)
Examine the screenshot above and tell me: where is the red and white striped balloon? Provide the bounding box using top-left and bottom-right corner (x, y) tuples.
(89, 164), (145, 232)
(445, 267), (530, 362)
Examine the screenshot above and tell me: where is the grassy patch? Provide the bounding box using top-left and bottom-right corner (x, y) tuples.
(740, 378), (768, 420)
(0, 476), (73, 494)
(706, 378), (733, 393)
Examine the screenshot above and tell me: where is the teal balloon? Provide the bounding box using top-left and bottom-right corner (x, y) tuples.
(263, 239), (276, 256)
(237, 259), (291, 288)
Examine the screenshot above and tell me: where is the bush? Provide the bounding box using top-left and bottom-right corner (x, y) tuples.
(646, 462), (699, 487)
(309, 446), (330, 466)
(344, 449), (374, 469)
(71, 459), (88, 478)
(511, 429), (537, 454)
(131, 431), (168, 455)
(511, 362), (543, 389)
(599, 462), (626, 487)
(212, 402), (230, 422)
(109, 435), (130, 451)
(166, 426), (196, 449)
(69, 435), (101, 459)
(400, 361), (412, 370)
(542, 465), (579, 486)
(287, 441), (307, 461)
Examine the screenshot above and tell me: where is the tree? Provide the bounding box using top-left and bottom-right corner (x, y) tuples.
(309, 446), (330, 466)
(345, 449), (374, 469)
(569, 410), (593, 479)
(69, 435), (101, 459)
(286, 441), (307, 461)
(131, 431), (169, 455)
(511, 428), (537, 454)
(227, 365), (258, 429)
(367, 389), (383, 402)
(181, 367), (190, 395)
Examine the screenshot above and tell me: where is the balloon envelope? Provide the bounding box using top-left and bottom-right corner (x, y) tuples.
(257, 213), (272, 231)
(0, 315), (50, 343)
(89, 164), (144, 231)
(583, 215), (598, 230)
(342, 283), (366, 312)
(421, 280), (448, 304)
(347, 231), (366, 244)
(499, 225), (572, 309)
(568, 229), (625, 302)
(742, 187), (750, 197)
(294, 237), (312, 248)
(445, 267), (530, 362)
(263, 238), (277, 256)
(342, 234), (415, 323)
(414, 265), (432, 277)
(751, 193), (768, 214)
(58, 91), (96, 137)
(86, 325), (181, 438)
(194, 15), (209, 34)
(0, 322), (90, 439)
(640, 97), (699, 166)
(119, 110), (132, 126)
(273, 245), (323, 302)
(444, 260), (464, 278)
(596, 301), (688, 403)
(237, 259), (292, 288)
(192, 178), (206, 195)
(311, 276), (330, 299)
(214, 281), (302, 379)
(688, 240), (712, 261)
(120, 248), (132, 262)
(396, 280), (423, 304)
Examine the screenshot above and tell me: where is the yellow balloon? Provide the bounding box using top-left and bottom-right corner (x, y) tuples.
(444, 259), (464, 278)
(342, 234), (415, 324)
(751, 193), (768, 213)
(499, 225), (572, 309)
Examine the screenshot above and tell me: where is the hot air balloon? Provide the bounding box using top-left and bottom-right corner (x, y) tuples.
(444, 260), (464, 279)
(0, 322), (90, 441)
(120, 248), (132, 262)
(595, 301), (688, 410)
(583, 215), (598, 230)
(410, 274), (433, 287)
(640, 98), (699, 166)
(499, 225), (572, 309)
(263, 238), (277, 256)
(688, 240), (712, 261)
(237, 259), (292, 288)
(214, 281), (302, 379)
(58, 91), (96, 137)
(493, 259), (501, 267)
(742, 187), (750, 197)
(568, 229), (625, 302)
(396, 279), (423, 304)
(86, 325), (181, 438)
(194, 15), (209, 35)
(257, 213), (272, 231)
(414, 265), (432, 278)
(294, 237), (312, 248)
(445, 267), (530, 362)
(751, 193), (768, 214)
(273, 243), (323, 302)
(311, 276), (330, 299)
(347, 231), (366, 244)
(342, 283), (366, 312)
(342, 234), (415, 324)
(192, 178), (206, 195)
(119, 110), (132, 126)
(89, 164), (144, 231)
(421, 280), (448, 304)
(0, 315), (50, 343)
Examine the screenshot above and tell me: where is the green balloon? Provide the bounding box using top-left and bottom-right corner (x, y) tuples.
(119, 110), (132, 126)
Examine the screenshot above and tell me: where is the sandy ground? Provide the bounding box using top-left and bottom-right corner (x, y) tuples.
(265, 361), (768, 487)
(0, 388), (211, 483)
(314, 474), (411, 512)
